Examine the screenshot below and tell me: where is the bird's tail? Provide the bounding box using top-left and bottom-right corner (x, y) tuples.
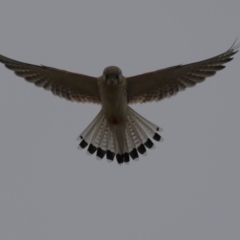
(78, 106), (162, 164)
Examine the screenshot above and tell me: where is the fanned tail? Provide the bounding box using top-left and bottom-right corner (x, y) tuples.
(78, 107), (162, 164)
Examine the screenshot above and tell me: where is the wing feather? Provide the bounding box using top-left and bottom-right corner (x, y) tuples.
(127, 41), (239, 103)
(0, 55), (101, 103)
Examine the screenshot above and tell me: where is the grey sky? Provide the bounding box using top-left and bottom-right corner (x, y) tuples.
(0, 0), (239, 239)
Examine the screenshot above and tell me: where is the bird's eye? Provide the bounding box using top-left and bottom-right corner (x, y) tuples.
(116, 74), (119, 80)
(106, 74), (109, 79)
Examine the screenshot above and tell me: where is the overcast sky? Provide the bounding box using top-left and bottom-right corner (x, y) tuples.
(0, 0), (239, 239)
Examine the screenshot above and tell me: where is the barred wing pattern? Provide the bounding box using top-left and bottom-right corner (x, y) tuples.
(127, 42), (239, 104)
(0, 55), (101, 103)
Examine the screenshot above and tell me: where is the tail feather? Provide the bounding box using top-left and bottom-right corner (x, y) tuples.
(78, 107), (162, 164)
(125, 121), (139, 160)
(129, 113), (149, 146)
(109, 131), (116, 159)
(79, 111), (101, 143)
(127, 114), (142, 148)
(90, 114), (105, 148)
(128, 107), (161, 136)
(95, 118), (107, 159)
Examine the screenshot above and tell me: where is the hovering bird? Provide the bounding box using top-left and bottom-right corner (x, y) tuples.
(0, 42), (239, 164)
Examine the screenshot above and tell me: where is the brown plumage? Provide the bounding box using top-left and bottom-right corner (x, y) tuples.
(0, 41), (239, 164)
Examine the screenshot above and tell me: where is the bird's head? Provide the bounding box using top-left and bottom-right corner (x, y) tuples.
(102, 66), (123, 84)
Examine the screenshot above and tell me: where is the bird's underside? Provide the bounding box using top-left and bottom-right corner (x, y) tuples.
(0, 41), (239, 164)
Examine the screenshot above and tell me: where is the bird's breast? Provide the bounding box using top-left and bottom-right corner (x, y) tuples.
(99, 81), (128, 125)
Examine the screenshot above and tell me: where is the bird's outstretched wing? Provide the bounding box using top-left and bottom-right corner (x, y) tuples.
(127, 41), (239, 104)
(0, 54), (101, 103)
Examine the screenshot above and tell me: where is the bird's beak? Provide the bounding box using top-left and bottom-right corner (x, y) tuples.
(108, 77), (118, 84)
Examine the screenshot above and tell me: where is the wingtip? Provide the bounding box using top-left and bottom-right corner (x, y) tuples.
(229, 38), (240, 52)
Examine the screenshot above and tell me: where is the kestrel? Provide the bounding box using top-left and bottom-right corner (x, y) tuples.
(0, 41), (239, 164)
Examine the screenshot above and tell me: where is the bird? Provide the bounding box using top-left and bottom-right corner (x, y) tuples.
(0, 41), (239, 164)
